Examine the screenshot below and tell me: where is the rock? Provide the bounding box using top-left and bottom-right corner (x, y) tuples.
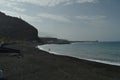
(0, 11), (39, 41)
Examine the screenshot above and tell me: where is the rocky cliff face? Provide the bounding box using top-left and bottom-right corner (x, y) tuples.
(0, 12), (39, 41)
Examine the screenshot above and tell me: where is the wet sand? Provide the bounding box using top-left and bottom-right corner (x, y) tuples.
(0, 42), (120, 80)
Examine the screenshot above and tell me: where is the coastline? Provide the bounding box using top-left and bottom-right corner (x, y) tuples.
(0, 42), (120, 80)
(38, 45), (120, 67)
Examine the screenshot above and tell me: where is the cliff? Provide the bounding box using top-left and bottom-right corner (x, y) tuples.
(0, 12), (39, 42)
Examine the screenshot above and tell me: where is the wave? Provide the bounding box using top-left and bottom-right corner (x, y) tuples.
(37, 46), (120, 66)
(37, 46), (63, 55)
(79, 57), (120, 66)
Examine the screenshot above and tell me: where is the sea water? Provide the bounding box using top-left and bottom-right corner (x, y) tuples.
(38, 42), (120, 66)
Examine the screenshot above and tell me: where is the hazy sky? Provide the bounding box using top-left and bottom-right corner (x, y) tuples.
(0, 0), (120, 41)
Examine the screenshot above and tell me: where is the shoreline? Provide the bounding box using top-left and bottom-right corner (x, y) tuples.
(0, 42), (120, 80)
(37, 45), (120, 69)
(38, 45), (120, 67)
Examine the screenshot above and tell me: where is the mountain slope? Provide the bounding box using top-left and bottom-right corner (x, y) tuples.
(0, 12), (39, 41)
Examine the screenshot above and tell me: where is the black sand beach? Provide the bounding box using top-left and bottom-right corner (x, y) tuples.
(0, 42), (120, 80)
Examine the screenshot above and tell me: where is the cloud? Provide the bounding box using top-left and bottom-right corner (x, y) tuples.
(75, 15), (106, 21)
(1, 10), (41, 24)
(6, 3), (25, 12)
(0, 0), (99, 14)
(38, 13), (71, 22)
(0, 0), (25, 12)
(75, 15), (107, 27)
(10, 0), (68, 7)
(9, 0), (98, 7)
(12, 7), (25, 12)
(38, 13), (106, 24)
(77, 0), (98, 3)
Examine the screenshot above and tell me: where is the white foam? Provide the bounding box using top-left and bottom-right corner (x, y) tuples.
(37, 46), (120, 66)
(37, 46), (47, 51)
(37, 46), (64, 55)
(78, 57), (120, 66)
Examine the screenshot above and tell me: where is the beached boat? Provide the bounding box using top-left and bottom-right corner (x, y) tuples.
(0, 47), (20, 53)
(0, 47), (22, 58)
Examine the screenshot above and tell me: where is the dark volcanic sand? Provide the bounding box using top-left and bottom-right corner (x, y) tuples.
(0, 42), (120, 80)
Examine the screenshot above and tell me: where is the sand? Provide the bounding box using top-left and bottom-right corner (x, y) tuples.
(0, 42), (120, 80)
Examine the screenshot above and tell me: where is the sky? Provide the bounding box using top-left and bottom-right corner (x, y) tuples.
(0, 0), (120, 41)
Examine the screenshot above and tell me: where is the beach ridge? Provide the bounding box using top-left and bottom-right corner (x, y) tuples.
(0, 42), (120, 80)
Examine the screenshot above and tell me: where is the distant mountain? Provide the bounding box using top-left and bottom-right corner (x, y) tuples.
(0, 11), (40, 42)
(40, 37), (71, 44)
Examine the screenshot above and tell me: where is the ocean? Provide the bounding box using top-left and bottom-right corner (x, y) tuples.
(38, 42), (120, 66)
